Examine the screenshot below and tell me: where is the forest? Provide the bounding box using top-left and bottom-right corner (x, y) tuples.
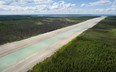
(0, 16), (96, 45)
(29, 16), (116, 72)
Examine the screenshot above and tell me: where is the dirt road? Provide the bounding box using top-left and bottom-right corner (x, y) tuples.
(0, 16), (106, 72)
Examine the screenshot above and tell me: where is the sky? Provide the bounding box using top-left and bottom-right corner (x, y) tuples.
(0, 0), (116, 15)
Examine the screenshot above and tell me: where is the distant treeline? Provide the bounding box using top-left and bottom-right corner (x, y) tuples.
(0, 16), (97, 45)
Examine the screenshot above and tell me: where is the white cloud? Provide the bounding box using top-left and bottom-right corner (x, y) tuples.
(0, 0), (53, 6)
(95, 0), (116, 12)
(81, 0), (111, 7)
(0, 5), (48, 12)
(0, 0), (75, 13)
(11, 0), (53, 4)
(108, 5), (116, 11)
(11, 0), (31, 4)
(111, 0), (116, 7)
(34, 0), (53, 4)
(0, 0), (115, 14)
(95, 7), (116, 13)
(50, 1), (75, 10)
(95, 9), (105, 12)
(0, 1), (7, 5)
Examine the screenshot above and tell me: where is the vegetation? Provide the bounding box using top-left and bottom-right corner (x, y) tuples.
(29, 16), (116, 72)
(0, 15), (96, 45)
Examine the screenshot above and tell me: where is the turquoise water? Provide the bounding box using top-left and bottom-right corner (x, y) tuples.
(0, 18), (101, 72)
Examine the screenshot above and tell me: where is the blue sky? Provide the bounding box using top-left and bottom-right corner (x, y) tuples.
(0, 0), (116, 15)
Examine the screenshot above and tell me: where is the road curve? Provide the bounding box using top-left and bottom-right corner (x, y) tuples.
(0, 16), (106, 72)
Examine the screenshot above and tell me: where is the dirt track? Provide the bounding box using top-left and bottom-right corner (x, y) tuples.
(0, 16), (106, 72)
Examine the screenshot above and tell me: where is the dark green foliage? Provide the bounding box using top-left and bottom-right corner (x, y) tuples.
(29, 16), (116, 72)
(0, 16), (96, 45)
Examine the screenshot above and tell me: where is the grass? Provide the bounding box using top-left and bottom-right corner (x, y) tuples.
(0, 16), (96, 45)
(28, 16), (116, 72)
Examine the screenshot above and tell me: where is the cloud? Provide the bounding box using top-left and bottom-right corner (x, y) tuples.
(11, 0), (31, 4)
(111, 0), (116, 7)
(95, 6), (116, 13)
(33, 0), (53, 4)
(81, 0), (111, 7)
(10, 0), (53, 4)
(0, 1), (7, 5)
(0, 0), (115, 14)
(95, 9), (105, 12)
(0, 0), (75, 12)
(50, 1), (75, 10)
(0, 5), (48, 12)
(95, 0), (116, 12)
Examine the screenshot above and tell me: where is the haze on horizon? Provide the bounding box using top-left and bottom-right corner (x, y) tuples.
(0, 0), (116, 15)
